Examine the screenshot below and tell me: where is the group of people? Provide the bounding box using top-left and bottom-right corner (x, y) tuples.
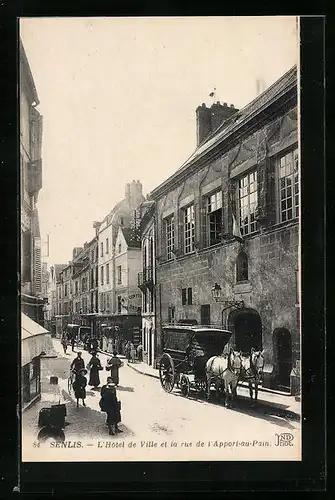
(124, 341), (143, 363)
(61, 331), (100, 355)
(69, 350), (123, 435)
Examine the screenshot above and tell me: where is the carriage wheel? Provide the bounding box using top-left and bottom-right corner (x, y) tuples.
(180, 374), (190, 398)
(159, 354), (175, 393)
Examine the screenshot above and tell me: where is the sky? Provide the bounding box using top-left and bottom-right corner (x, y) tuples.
(20, 16), (298, 266)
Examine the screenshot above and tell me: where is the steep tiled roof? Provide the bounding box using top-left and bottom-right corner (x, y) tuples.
(121, 227), (141, 248)
(151, 65), (297, 197)
(54, 264), (67, 280)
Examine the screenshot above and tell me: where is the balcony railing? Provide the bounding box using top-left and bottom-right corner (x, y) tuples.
(138, 267), (154, 290)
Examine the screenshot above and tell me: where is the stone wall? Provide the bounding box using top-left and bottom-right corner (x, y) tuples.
(154, 104), (299, 393)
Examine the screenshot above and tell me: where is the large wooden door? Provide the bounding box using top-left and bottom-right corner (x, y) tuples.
(273, 328), (292, 390)
(233, 310), (262, 354)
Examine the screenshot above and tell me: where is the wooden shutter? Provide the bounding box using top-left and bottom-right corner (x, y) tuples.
(22, 230), (32, 282)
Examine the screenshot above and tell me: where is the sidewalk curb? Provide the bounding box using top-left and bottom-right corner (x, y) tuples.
(97, 349), (126, 360)
(128, 362), (300, 415)
(127, 362), (159, 380)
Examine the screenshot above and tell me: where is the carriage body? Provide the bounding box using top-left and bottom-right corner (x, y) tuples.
(159, 325), (232, 396)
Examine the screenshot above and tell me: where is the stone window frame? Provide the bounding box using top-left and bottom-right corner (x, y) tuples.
(187, 287), (193, 305)
(182, 204), (195, 254)
(106, 237), (109, 254)
(203, 189), (223, 247)
(100, 265), (104, 286)
(236, 250), (249, 283)
(237, 169), (258, 236)
(275, 147), (299, 223)
(106, 263), (110, 284)
(182, 287), (193, 305)
(181, 288), (187, 305)
(164, 214), (175, 261)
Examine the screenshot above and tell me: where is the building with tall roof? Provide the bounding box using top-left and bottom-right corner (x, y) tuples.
(20, 38), (45, 325)
(150, 66), (300, 394)
(96, 181), (144, 350)
(20, 40), (55, 412)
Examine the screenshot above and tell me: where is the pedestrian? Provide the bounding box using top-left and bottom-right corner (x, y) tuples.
(71, 334), (76, 352)
(87, 352), (103, 389)
(70, 351), (85, 375)
(73, 368), (87, 407)
(61, 331), (68, 354)
(137, 343), (143, 362)
(106, 351), (122, 386)
(130, 343), (136, 363)
(99, 377), (122, 435)
(91, 338), (99, 353)
(125, 342), (131, 363)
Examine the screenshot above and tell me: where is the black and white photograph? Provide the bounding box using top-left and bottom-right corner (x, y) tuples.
(20, 16), (301, 462)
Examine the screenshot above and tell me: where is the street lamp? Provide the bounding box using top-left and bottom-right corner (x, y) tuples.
(211, 282), (244, 310)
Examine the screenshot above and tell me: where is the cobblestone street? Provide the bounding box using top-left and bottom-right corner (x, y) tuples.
(22, 340), (301, 461)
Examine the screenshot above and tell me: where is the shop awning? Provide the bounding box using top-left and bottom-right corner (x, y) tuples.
(21, 313), (54, 366)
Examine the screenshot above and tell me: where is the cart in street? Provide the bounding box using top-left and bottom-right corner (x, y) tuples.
(159, 325), (232, 398)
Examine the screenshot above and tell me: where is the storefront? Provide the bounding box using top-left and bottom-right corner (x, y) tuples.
(21, 313), (54, 411)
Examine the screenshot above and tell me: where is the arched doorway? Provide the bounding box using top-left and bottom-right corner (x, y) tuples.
(273, 328), (292, 390)
(228, 308), (262, 354)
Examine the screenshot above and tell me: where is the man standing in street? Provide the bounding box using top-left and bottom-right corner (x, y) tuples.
(106, 351), (122, 386)
(61, 331), (68, 354)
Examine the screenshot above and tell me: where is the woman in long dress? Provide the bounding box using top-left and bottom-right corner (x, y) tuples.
(106, 351), (122, 386)
(100, 378), (122, 435)
(87, 352), (102, 388)
(73, 368), (87, 407)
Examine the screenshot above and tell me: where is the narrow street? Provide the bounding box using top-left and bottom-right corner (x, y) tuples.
(22, 339), (301, 461)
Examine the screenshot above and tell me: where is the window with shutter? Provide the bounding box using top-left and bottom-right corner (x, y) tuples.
(276, 148), (299, 222)
(204, 190), (223, 246)
(237, 171), (258, 236)
(22, 230), (32, 282)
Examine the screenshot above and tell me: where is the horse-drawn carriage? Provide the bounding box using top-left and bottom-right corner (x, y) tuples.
(158, 325), (233, 398)
(159, 324), (265, 406)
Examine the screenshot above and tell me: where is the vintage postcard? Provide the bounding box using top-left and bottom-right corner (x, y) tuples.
(20, 16), (301, 463)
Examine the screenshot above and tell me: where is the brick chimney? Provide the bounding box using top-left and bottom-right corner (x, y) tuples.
(196, 101), (238, 146)
(125, 180), (143, 210)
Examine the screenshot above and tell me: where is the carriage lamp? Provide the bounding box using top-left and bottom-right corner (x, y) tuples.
(211, 282), (244, 309)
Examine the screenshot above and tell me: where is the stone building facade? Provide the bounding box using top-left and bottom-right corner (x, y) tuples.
(150, 66), (299, 394)
(20, 39), (45, 325)
(138, 201), (156, 366)
(97, 180), (145, 316)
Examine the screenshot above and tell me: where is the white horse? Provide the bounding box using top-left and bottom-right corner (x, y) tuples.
(205, 349), (242, 408)
(239, 348), (265, 405)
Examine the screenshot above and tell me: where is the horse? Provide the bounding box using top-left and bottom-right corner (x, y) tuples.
(239, 348), (264, 406)
(205, 349), (242, 408)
